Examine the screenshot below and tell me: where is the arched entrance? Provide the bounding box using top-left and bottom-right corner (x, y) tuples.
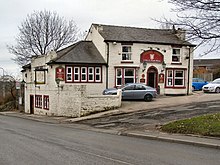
(147, 66), (158, 89)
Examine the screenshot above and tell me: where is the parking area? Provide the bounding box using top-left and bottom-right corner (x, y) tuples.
(117, 91), (220, 113)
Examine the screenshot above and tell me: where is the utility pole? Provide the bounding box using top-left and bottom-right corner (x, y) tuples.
(0, 67), (5, 98)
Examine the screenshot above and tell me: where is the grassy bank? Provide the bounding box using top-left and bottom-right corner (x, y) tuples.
(161, 113), (220, 137)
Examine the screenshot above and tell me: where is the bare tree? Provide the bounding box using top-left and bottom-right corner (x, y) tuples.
(8, 10), (79, 66)
(159, 0), (220, 55)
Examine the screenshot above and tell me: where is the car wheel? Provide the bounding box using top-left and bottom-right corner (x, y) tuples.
(192, 86), (195, 91)
(144, 94), (153, 102)
(215, 87), (220, 93)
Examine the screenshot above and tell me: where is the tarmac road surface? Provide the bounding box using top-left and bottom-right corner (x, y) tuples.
(0, 115), (220, 165)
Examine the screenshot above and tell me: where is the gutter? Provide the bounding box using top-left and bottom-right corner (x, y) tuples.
(106, 42), (110, 89)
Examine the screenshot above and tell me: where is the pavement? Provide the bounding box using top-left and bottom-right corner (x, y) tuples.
(1, 91), (220, 149)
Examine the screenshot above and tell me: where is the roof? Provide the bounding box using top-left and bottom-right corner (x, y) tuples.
(49, 41), (106, 65)
(92, 24), (195, 46)
(194, 59), (220, 66)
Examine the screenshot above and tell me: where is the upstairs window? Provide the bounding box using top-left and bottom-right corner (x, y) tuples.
(172, 48), (181, 62)
(122, 46), (132, 60)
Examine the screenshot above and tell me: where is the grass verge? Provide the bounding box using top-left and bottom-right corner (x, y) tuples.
(161, 113), (220, 137)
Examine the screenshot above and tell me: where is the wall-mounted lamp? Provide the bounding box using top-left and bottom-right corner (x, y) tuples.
(55, 78), (63, 90)
(161, 61), (166, 72)
(142, 61), (147, 72)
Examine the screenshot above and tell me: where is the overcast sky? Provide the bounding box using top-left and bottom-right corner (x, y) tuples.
(0, 0), (216, 77)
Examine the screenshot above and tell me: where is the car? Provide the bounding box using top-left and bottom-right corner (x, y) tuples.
(103, 83), (157, 101)
(202, 78), (220, 93)
(192, 78), (208, 91)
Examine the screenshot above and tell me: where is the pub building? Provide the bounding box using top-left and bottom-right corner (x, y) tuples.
(22, 23), (195, 116)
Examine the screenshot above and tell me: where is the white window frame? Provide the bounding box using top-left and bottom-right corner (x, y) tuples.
(174, 70), (184, 87)
(81, 67), (87, 82)
(74, 67), (80, 82)
(35, 95), (42, 108)
(167, 70), (173, 87)
(122, 45), (132, 61)
(66, 66), (73, 82)
(116, 68), (122, 86)
(172, 48), (181, 63)
(88, 67), (94, 82)
(124, 68), (135, 84)
(95, 67), (101, 82)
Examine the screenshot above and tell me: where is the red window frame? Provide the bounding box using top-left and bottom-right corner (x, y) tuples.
(65, 66), (102, 83)
(114, 67), (136, 87)
(165, 68), (186, 89)
(43, 95), (49, 110)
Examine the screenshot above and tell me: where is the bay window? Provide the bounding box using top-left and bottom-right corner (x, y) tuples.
(166, 69), (185, 88)
(115, 68), (136, 87)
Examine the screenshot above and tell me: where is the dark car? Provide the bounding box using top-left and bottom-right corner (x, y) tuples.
(192, 78), (208, 91)
(102, 83), (157, 101)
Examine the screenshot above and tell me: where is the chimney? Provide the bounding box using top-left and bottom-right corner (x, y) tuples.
(175, 28), (186, 40)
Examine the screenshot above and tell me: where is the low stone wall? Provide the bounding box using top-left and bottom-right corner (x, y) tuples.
(81, 90), (122, 117)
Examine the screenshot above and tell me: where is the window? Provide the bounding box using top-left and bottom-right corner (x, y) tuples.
(172, 48), (181, 62)
(66, 66), (102, 83)
(95, 67), (101, 82)
(43, 95), (49, 110)
(166, 69), (185, 88)
(122, 46), (132, 60)
(135, 84), (145, 90)
(167, 70), (173, 86)
(88, 67), (94, 82)
(123, 85), (135, 90)
(174, 70), (184, 86)
(35, 95), (42, 108)
(66, 67), (72, 82)
(124, 68), (135, 84)
(115, 68), (136, 87)
(116, 68), (122, 86)
(81, 67), (87, 82)
(74, 67), (80, 82)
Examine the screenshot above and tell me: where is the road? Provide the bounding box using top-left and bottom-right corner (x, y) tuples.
(0, 115), (219, 165)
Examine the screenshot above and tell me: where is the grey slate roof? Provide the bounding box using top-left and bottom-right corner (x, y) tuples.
(49, 41), (106, 65)
(92, 24), (195, 46)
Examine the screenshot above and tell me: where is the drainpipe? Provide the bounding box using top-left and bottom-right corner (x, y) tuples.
(187, 47), (191, 95)
(106, 42), (110, 89)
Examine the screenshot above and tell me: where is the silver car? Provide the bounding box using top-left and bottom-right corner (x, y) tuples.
(202, 78), (220, 93)
(103, 83), (157, 101)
